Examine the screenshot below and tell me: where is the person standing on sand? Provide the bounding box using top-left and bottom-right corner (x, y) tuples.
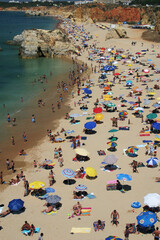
(152, 227), (160, 240)
(0, 171), (3, 184)
(38, 233), (44, 240)
(11, 136), (15, 145)
(124, 225), (130, 240)
(6, 159), (10, 170)
(111, 210), (119, 226)
(11, 160), (15, 173)
(23, 132), (27, 142)
(51, 104), (55, 112)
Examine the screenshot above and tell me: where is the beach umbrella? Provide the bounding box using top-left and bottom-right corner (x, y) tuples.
(146, 157), (159, 167)
(117, 174), (132, 182)
(95, 113), (103, 121)
(46, 195), (61, 204)
(8, 199), (24, 212)
(114, 73), (120, 76)
(146, 113), (157, 119)
(45, 188), (55, 193)
(136, 52), (141, 55)
(126, 80), (133, 86)
(144, 99), (151, 105)
(109, 137), (118, 142)
(102, 155), (118, 165)
(108, 129), (118, 133)
(43, 159), (55, 167)
(128, 101), (135, 105)
(106, 102), (115, 107)
(134, 107), (144, 111)
(144, 193), (160, 207)
(85, 167), (97, 177)
(75, 184), (87, 191)
(153, 103), (160, 108)
(148, 92), (155, 96)
(84, 121), (96, 129)
(143, 69), (150, 73)
(93, 107), (102, 113)
(75, 148), (89, 156)
(29, 181), (45, 190)
(105, 237), (123, 240)
(137, 211), (157, 227)
(84, 88), (92, 95)
(107, 141), (117, 147)
(127, 146), (139, 154)
(107, 91), (113, 95)
(155, 134), (160, 142)
(119, 111), (128, 116)
(135, 110), (143, 114)
(62, 168), (75, 178)
(152, 122), (160, 130)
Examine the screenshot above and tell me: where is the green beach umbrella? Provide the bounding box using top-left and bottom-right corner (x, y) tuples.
(107, 102), (116, 107)
(108, 129), (118, 133)
(146, 113), (157, 120)
(110, 137), (118, 142)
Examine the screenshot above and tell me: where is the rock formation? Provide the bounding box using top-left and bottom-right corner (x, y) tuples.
(12, 29), (76, 58)
(105, 27), (127, 40)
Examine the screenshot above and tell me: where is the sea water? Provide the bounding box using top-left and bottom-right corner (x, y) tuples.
(0, 11), (73, 143)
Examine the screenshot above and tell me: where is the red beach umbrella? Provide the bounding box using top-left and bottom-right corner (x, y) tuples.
(114, 73), (120, 76)
(136, 52), (141, 55)
(143, 69), (150, 73)
(93, 107), (102, 114)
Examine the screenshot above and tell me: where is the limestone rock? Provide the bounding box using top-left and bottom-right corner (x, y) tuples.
(12, 29), (76, 58)
(115, 27), (127, 38)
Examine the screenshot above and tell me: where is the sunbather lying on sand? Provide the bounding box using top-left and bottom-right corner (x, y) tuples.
(0, 209), (11, 217)
(73, 202), (82, 216)
(41, 203), (54, 213)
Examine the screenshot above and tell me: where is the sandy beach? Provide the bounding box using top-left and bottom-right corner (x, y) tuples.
(0, 19), (160, 240)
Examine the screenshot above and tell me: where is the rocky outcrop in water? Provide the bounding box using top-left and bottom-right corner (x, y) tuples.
(12, 29), (76, 58)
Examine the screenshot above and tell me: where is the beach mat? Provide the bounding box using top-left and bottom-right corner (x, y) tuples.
(70, 227), (91, 233)
(43, 210), (57, 215)
(80, 207), (91, 216)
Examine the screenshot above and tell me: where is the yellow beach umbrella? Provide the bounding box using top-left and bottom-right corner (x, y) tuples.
(95, 113), (103, 121)
(157, 97), (160, 101)
(75, 148), (89, 156)
(103, 97), (111, 101)
(148, 92), (155, 96)
(107, 82), (112, 85)
(29, 181), (45, 190)
(85, 167), (97, 177)
(128, 64), (132, 67)
(121, 55), (126, 58)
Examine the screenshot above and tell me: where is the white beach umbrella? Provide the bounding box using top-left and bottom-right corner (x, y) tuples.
(144, 193), (160, 207)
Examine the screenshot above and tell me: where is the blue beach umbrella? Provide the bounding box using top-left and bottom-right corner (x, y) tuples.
(126, 80), (133, 86)
(116, 174), (132, 181)
(45, 188), (55, 193)
(105, 236), (123, 240)
(84, 121), (96, 130)
(152, 122), (160, 130)
(8, 199), (24, 212)
(128, 101), (135, 105)
(153, 103), (160, 108)
(46, 195), (61, 204)
(75, 184), (87, 191)
(137, 211), (157, 227)
(84, 88), (92, 95)
(146, 157), (159, 166)
(62, 168), (75, 178)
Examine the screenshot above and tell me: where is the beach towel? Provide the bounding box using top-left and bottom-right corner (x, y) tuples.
(43, 210), (57, 216)
(139, 133), (150, 136)
(119, 126), (130, 130)
(22, 227), (40, 235)
(87, 193), (96, 199)
(70, 228), (91, 234)
(80, 207), (91, 216)
(86, 117), (93, 120)
(143, 140), (153, 143)
(0, 207), (3, 214)
(81, 136), (87, 140)
(71, 122), (80, 125)
(97, 150), (106, 156)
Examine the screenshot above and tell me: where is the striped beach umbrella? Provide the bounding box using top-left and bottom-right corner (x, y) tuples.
(146, 157), (159, 167)
(75, 184), (87, 191)
(62, 168), (75, 178)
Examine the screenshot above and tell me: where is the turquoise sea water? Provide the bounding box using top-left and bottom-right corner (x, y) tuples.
(0, 11), (73, 128)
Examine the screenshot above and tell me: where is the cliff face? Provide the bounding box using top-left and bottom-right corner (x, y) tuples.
(12, 29), (76, 58)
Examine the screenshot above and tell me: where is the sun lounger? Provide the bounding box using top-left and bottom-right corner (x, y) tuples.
(22, 227), (40, 235)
